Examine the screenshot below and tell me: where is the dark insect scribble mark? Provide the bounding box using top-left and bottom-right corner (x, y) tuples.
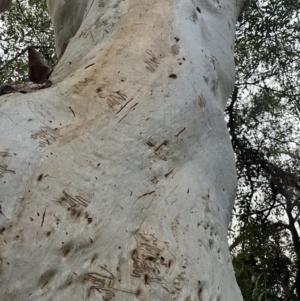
(0, 205), (5, 217)
(192, 9), (198, 23)
(131, 233), (174, 296)
(91, 266), (114, 280)
(0, 151), (11, 158)
(84, 266), (115, 301)
(41, 207), (46, 227)
(118, 102), (139, 123)
(90, 32), (94, 42)
(0, 164), (15, 178)
(210, 55), (219, 70)
(167, 185), (178, 203)
(146, 141), (155, 148)
(47, 191), (90, 210)
(0, 111), (32, 133)
(73, 78), (89, 91)
(84, 63), (95, 69)
(31, 126), (60, 147)
(107, 91), (127, 108)
(155, 140), (169, 153)
(84, 266), (146, 301)
(175, 127), (186, 137)
(171, 44), (180, 55)
(137, 191), (155, 201)
(198, 94), (206, 108)
(170, 199), (177, 206)
(69, 106), (76, 117)
(164, 169), (174, 178)
(145, 50), (160, 73)
(116, 98), (134, 114)
(0, 151), (16, 178)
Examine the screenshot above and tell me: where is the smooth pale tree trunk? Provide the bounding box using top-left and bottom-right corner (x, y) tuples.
(0, 1), (244, 300)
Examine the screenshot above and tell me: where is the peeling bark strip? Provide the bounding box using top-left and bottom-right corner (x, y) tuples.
(0, 0), (245, 300)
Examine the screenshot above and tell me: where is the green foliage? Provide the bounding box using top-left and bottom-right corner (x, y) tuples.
(229, 0), (300, 300)
(0, 0), (56, 84)
(231, 222), (292, 300)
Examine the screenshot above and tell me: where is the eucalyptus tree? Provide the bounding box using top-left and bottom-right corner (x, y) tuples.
(0, 1), (245, 300)
(228, 0), (300, 300)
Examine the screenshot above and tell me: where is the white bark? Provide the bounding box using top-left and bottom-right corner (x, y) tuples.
(0, 1), (244, 300)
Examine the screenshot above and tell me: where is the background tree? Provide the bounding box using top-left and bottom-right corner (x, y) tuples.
(228, 0), (300, 300)
(0, 0), (55, 84)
